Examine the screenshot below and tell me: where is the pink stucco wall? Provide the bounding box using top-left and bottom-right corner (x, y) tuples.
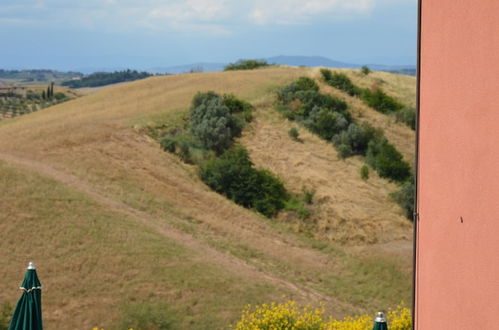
(416, 0), (499, 328)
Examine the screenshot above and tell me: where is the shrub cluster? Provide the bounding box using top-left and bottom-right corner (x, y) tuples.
(277, 77), (412, 183)
(320, 69), (412, 125)
(232, 300), (412, 330)
(224, 59), (271, 71)
(200, 146), (288, 217)
(160, 91), (253, 161)
(365, 139), (412, 183)
(160, 91), (306, 218)
(320, 69), (359, 97)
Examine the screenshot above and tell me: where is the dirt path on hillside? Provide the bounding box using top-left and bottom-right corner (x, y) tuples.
(0, 151), (340, 306)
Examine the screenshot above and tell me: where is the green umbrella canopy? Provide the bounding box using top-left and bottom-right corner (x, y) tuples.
(373, 311), (388, 330)
(8, 262), (43, 330)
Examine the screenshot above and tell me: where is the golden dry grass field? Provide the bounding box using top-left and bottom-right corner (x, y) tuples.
(0, 67), (415, 329)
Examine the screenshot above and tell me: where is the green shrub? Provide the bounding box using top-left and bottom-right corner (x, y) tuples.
(361, 88), (403, 114)
(295, 76), (319, 92)
(321, 70), (359, 96)
(224, 59), (271, 71)
(360, 165), (369, 180)
(278, 77), (347, 115)
(191, 90), (220, 109)
(302, 186), (316, 204)
(395, 107), (416, 130)
(320, 68), (332, 81)
(178, 139), (192, 163)
(190, 91), (242, 153)
(199, 146), (288, 217)
(288, 127), (300, 141)
(361, 65), (371, 75)
(54, 92), (67, 101)
(305, 107), (349, 140)
(366, 138), (412, 182)
(391, 181), (415, 220)
(222, 93), (253, 114)
(160, 135), (177, 153)
(332, 122), (383, 158)
(284, 196), (311, 219)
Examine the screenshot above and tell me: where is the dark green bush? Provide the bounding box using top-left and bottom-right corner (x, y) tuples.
(321, 70), (359, 96)
(332, 122), (383, 158)
(366, 138), (412, 182)
(160, 135), (177, 153)
(391, 181), (415, 219)
(199, 146), (288, 217)
(277, 78), (349, 123)
(320, 68), (332, 81)
(190, 92), (243, 153)
(288, 127), (300, 140)
(224, 59), (271, 71)
(191, 91), (220, 109)
(305, 107), (349, 140)
(222, 93), (253, 114)
(361, 88), (403, 114)
(360, 165), (369, 180)
(296, 77), (319, 92)
(361, 65), (371, 75)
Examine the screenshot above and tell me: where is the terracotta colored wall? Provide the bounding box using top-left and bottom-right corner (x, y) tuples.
(416, 0), (499, 328)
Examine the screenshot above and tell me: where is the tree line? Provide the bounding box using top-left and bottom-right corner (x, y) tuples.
(62, 70), (154, 88)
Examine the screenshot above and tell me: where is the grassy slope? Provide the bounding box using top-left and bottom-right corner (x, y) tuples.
(0, 67), (415, 329)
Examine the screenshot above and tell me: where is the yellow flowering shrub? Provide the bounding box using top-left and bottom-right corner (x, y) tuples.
(233, 300), (325, 330)
(232, 300), (411, 330)
(386, 305), (411, 330)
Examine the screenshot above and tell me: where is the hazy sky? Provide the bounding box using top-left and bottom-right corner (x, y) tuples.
(0, 0), (417, 71)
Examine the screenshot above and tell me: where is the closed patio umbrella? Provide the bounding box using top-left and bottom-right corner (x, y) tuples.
(373, 311), (388, 330)
(8, 262), (43, 330)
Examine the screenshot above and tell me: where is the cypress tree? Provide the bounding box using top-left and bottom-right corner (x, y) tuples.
(50, 82), (54, 98)
(42, 90), (46, 100)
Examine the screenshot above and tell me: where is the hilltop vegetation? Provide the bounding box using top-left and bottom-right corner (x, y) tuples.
(224, 59), (272, 71)
(277, 76), (412, 185)
(0, 67), (415, 329)
(0, 69), (82, 84)
(159, 91), (308, 218)
(321, 69), (416, 130)
(0, 84), (75, 120)
(61, 69), (154, 88)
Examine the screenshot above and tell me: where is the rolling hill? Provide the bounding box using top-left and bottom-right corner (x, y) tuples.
(0, 67), (415, 329)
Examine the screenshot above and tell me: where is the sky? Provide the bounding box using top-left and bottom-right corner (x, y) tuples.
(0, 0), (418, 71)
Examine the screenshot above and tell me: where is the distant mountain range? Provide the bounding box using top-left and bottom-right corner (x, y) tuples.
(150, 55), (416, 76)
(1, 56), (416, 83)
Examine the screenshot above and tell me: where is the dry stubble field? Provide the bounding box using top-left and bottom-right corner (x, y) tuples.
(0, 67), (415, 329)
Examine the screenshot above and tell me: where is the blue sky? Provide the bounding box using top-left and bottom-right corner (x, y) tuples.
(0, 0), (417, 71)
